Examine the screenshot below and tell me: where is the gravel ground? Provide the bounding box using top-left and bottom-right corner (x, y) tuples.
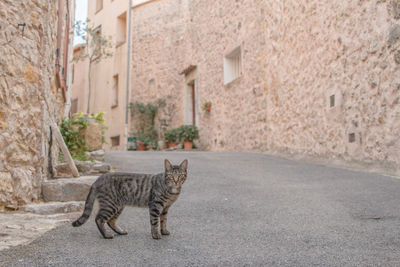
(1, 151), (400, 266)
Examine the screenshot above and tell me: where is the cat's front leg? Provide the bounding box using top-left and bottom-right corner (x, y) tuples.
(160, 207), (170, 235)
(149, 204), (162, 239)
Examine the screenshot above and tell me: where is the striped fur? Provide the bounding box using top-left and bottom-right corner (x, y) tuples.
(72, 159), (188, 239)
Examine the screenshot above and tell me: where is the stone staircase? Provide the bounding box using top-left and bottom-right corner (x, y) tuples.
(21, 150), (111, 215)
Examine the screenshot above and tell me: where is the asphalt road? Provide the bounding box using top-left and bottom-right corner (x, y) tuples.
(2, 151), (400, 266)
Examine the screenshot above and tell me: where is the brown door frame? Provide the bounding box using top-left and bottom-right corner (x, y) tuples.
(191, 82), (196, 126)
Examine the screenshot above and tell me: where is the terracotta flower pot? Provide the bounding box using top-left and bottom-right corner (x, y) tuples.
(184, 141), (193, 150)
(206, 105), (211, 112)
(136, 141), (145, 151)
(168, 142), (178, 148)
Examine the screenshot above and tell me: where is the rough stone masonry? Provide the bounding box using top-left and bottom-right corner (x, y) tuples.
(127, 0), (400, 175)
(0, 0), (69, 208)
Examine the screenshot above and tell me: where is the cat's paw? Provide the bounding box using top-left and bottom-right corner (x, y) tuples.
(161, 229), (170, 235)
(103, 232), (114, 239)
(152, 232), (162, 239)
(118, 230), (128, 235)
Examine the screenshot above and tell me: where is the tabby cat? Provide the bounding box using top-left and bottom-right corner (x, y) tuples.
(72, 159), (188, 239)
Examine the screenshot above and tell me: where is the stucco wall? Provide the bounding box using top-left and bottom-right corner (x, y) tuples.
(86, 0), (131, 150)
(0, 0), (68, 208)
(70, 45), (89, 114)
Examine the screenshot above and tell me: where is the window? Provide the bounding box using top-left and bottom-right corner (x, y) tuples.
(330, 94), (335, 107)
(71, 64), (74, 84)
(348, 133), (356, 143)
(96, 0), (103, 13)
(71, 98), (78, 114)
(111, 135), (120, 147)
(93, 26), (102, 59)
(116, 12), (127, 46)
(112, 74), (119, 108)
(224, 46), (242, 85)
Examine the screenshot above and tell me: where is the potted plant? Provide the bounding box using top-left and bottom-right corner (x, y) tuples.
(164, 129), (178, 148)
(144, 136), (157, 150)
(177, 125), (199, 150)
(132, 133), (146, 151)
(202, 101), (212, 112)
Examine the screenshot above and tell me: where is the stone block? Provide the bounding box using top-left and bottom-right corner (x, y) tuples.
(85, 149), (105, 161)
(390, 0), (400, 19)
(21, 201), (84, 215)
(83, 123), (103, 151)
(0, 172), (14, 206)
(23, 64), (39, 83)
(41, 176), (98, 202)
(74, 160), (95, 174)
(91, 163), (111, 174)
(388, 25), (400, 46)
(55, 163), (72, 177)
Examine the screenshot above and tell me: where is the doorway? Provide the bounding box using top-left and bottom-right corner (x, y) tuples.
(186, 80), (198, 126)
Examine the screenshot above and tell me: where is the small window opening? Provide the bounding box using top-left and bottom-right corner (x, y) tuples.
(111, 135), (120, 147)
(112, 74), (119, 108)
(116, 12), (127, 46)
(71, 64), (75, 84)
(224, 46), (242, 85)
(71, 98), (78, 114)
(330, 94), (335, 107)
(96, 0), (103, 13)
(349, 133), (356, 143)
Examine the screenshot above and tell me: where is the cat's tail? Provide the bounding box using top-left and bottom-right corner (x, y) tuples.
(72, 186), (96, 227)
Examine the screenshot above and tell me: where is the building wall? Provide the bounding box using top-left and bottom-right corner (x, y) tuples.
(86, 0), (136, 150)
(128, 0), (400, 174)
(70, 45), (89, 114)
(130, 0), (186, 136)
(0, 0), (70, 208)
(262, 0), (400, 172)
(183, 0), (269, 151)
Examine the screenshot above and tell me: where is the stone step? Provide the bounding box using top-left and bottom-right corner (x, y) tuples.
(56, 161), (111, 177)
(20, 201), (84, 215)
(42, 176), (98, 202)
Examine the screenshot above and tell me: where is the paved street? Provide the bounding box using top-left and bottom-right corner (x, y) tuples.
(2, 151), (400, 266)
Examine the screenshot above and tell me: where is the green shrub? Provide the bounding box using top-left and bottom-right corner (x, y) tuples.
(177, 125), (199, 142)
(60, 117), (89, 161)
(164, 129), (178, 143)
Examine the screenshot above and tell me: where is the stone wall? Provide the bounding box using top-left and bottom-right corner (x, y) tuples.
(130, 0), (186, 134)
(128, 0), (399, 174)
(0, 0), (69, 208)
(263, 0), (400, 172)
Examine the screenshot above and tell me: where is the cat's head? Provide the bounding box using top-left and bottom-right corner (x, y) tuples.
(164, 159), (188, 188)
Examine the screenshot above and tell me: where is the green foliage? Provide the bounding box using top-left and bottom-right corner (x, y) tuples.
(73, 20), (113, 114)
(130, 132), (158, 150)
(60, 111), (107, 160)
(72, 20), (113, 64)
(202, 101), (212, 111)
(90, 111), (106, 125)
(60, 117), (89, 160)
(177, 125), (199, 142)
(164, 128), (178, 143)
(144, 135), (157, 149)
(90, 111), (107, 145)
(129, 100), (160, 149)
(157, 96), (176, 140)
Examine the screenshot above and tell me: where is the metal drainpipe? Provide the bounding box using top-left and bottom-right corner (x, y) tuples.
(125, 0), (132, 150)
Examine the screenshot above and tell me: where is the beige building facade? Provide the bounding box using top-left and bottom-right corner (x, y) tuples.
(85, 0), (136, 150)
(79, 0), (400, 175)
(70, 44), (89, 114)
(0, 0), (73, 208)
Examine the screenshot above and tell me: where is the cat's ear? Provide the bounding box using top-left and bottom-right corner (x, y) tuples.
(179, 159), (188, 171)
(164, 159), (173, 171)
